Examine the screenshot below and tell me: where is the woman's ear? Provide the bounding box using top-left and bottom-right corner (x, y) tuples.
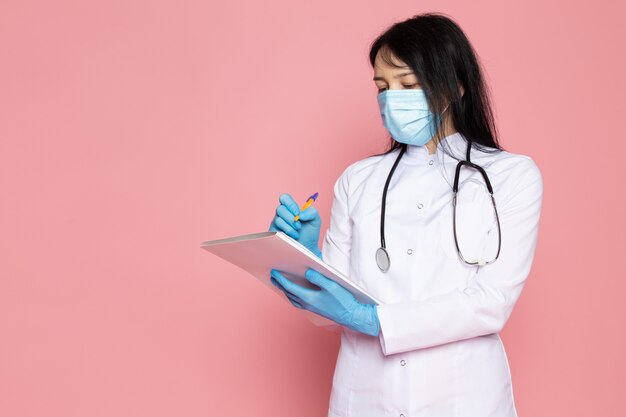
(459, 84), (465, 98)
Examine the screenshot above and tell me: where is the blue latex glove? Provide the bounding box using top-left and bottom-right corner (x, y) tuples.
(269, 193), (322, 259)
(270, 268), (380, 337)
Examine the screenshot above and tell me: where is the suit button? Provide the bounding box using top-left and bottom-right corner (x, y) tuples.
(417, 203), (424, 209)
(407, 249), (413, 255)
(400, 360), (406, 366)
(429, 160), (434, 165)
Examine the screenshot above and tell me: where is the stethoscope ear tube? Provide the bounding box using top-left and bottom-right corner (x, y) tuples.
(453, 160), (494, 194)
(452, 140), (501, 265)
(452, 190), (502, 266)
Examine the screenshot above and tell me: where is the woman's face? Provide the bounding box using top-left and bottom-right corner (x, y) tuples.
(372, 49), (421, 94)
(372, 46), (460, 142)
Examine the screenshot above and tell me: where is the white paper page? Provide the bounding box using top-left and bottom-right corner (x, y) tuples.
(200, 231), (380, 326)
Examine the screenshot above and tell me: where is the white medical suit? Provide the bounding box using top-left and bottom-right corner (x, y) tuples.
(321, 132), (544, 417)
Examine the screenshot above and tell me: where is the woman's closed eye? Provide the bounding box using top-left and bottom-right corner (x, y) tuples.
(376, 84), (420, 93)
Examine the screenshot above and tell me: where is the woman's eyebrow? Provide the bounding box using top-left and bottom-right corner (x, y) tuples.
(373, 72), (415, 81)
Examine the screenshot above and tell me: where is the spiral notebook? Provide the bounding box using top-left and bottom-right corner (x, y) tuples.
(200, 231), (380, 326)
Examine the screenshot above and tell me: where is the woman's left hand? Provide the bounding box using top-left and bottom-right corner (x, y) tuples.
(270, 268), (380, 337)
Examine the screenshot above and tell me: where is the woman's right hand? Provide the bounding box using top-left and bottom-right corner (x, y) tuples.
(268, 193), (322, 259)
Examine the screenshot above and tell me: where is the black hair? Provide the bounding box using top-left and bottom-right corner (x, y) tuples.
(368, 12), (504, 159)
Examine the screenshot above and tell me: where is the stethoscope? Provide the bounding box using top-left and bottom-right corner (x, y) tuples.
(375, 138), (502, 272)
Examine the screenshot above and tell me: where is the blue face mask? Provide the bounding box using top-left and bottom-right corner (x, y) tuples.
(377, 89), (447, 146)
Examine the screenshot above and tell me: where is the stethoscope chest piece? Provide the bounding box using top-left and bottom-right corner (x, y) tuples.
(376, 247), (391, 272)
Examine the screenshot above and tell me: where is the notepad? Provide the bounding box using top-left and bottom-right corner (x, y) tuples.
(200, 231), (380, 326)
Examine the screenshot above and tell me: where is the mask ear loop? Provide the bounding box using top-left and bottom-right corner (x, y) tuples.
(434, 102), (460, 190)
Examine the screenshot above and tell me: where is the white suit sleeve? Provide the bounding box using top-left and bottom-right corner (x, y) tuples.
(376, 160), (544, 355)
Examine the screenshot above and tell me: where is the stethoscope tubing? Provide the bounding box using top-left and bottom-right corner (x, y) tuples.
(376, 138), (502, 272)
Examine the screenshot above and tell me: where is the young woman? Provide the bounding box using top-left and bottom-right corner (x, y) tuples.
(268, 12), (543, 417)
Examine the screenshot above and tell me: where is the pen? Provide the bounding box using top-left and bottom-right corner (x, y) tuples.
(294, 192), (318, 222)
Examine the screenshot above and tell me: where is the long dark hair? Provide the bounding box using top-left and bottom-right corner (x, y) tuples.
(368, 12), (503, 159)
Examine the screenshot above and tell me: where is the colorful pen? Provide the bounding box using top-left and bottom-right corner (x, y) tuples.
(294, 192), (318, 222)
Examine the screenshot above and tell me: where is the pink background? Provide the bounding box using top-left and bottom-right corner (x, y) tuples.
(1, 0), (624, 416)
